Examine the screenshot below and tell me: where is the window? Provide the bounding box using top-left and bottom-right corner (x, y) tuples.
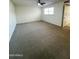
(44, 7), (54, 15)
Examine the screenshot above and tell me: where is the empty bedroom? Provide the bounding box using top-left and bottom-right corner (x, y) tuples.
(9, 0), (70, 59)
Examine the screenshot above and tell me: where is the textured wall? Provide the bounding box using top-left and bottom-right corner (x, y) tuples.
(15, 6), (41, 24)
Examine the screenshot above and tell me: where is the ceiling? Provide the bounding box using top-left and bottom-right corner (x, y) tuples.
(12, 0), (64, 6)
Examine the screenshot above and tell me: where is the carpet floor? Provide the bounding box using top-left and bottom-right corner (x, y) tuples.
(9, 21), (70, 59)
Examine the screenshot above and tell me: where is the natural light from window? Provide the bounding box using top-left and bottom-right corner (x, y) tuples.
(44, 7), (54, 15)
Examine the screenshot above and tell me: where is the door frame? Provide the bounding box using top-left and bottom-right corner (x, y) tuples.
(61, 3), (65, 28)
(61, 2), (70, 28)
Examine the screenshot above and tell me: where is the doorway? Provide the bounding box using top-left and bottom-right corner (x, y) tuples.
(62, 2), (70, 30)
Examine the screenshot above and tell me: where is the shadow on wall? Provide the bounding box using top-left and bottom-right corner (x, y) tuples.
(9, 0), (16, 40)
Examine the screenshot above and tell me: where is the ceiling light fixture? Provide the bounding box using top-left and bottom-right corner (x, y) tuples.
(37, 0), (46, 7)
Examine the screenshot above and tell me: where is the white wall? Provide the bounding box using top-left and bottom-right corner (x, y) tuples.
(41, 1), (64, 26)
(9, 1), (16, 39)
(15, 6), (41, 24)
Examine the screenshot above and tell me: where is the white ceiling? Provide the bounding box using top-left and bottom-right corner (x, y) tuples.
(12, 0), (64, 6)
